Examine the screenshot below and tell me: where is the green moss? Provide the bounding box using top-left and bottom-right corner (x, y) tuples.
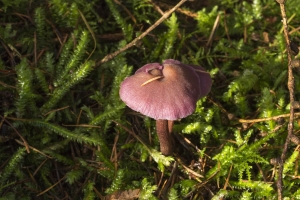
(0, 0), (298, 199)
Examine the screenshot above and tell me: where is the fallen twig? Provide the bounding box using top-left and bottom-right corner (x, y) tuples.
(276, 1), (295, 199)
(238, 112), (300, 123)
(0, 116), (30, 153)
(95, 0), (188, 67)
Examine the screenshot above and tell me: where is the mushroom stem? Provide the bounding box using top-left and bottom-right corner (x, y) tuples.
(168, 120), (174, 133)
(156, 119), (174, 155)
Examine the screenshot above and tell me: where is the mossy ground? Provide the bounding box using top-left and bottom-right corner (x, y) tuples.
(0, 0), (300, 199)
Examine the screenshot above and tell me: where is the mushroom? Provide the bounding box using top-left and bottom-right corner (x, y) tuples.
(119, 59), (212, 155)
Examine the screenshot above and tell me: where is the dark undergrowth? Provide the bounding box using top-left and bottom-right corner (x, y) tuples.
(0, 0), (300, 199)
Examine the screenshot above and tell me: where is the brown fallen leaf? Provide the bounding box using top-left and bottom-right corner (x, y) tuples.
(104, 189), (140, 200)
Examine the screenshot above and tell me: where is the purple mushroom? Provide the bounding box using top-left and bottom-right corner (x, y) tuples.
(119, 59), (212, 155)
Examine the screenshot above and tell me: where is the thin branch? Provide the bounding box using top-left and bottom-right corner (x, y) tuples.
(114, 0), (137, 23)
(95, 0), (188, 67)
(148, 0), (165, 15)
(238, 112), (300, 123)
(34, 31), (37, 67)
(78, 9), (96, 62)
(14, 139), (51, 158)
(0, 116), (30, 153)
(276, 1), (295, 199)
(176, 158), (204, 179)
(152, 1), (198, 18)
(223, 164), (233, 190)
(36, 175), (66, 196)
(0, 80), (16, 89)
(112, 120), (150, 151)
(42, 105), (70, 116)
(206, 14), (220, 47)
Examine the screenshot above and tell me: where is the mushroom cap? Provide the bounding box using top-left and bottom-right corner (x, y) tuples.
(119, 59), (212, 120)
(163, 59), (212, 98)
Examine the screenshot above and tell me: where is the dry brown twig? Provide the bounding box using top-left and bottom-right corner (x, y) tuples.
(238, 112), (300, 123)
(152, 1), (198, 18)
(276, 0), (295, 199)
(0, 116), (30, 153)
(114, 0), (137, 24)
(148, 0), (165, 15)
(206, 14), (220, 47)
(95, 0), (189, 67)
